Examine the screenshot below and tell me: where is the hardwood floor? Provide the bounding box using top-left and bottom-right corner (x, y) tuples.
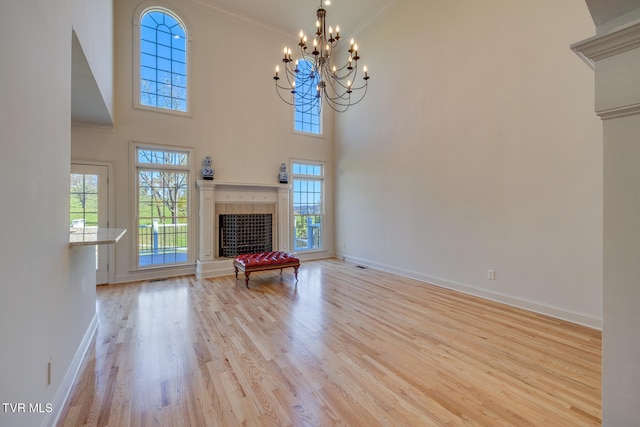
(57, 259), (601, 426)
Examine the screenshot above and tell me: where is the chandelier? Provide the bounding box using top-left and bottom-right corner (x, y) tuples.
(273, 0), (370, 113)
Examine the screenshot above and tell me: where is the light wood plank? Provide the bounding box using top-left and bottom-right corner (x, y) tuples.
(57, 259), (601, 426)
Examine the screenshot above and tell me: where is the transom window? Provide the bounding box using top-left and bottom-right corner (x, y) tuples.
(294, 59), (322, 135)
(134, 145), (191, 268)
(137, 8), (188, 113)
(292, 161), (324, 251)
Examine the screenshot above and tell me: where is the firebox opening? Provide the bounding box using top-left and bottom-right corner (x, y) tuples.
(219, 213), (273, 258)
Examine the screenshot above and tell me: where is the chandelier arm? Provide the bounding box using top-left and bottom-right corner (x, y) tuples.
(296, 102), (321, 114)
(348, 82), (368, 91)
(324, 98), (351, 113)
(324, 73), (366, 96)
(324, 83), (367, 106)
(329, 61), (359, 76)
(275, 86), (321, 114)
(323, 68), (364, 91)
(274, 86), (295, 106)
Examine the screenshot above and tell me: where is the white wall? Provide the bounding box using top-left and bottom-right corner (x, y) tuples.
(335, 0), (603, 327)
(71, 0), (336, 283)
(0, 1), (106, 426)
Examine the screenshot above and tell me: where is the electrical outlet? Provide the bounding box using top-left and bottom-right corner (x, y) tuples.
(487, 270), (495, 280)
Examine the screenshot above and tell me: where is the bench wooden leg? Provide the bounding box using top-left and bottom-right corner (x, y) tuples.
(294, 265), (299, 282)
(245, 272), (250, 288)
(234, 265), (239, 280)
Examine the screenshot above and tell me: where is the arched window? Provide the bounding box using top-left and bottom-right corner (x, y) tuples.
(294, 59), (322, 135)
(136, 7), (189, 114)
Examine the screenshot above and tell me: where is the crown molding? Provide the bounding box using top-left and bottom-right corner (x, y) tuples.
(182, 0), (293, 37)
(571, 19), (640, 69)
(596, 103), (640, 120)
(350, 0), (398, 38)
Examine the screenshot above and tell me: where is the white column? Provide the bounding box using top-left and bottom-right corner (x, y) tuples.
(573, 20), (640, 426)
(196, 180), (215, 261)
(277, 186), (291, 252)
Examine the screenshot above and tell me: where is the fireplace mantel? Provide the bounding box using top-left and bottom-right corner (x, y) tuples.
(195, 180), (291, 278)
(198, 180), (289, 190)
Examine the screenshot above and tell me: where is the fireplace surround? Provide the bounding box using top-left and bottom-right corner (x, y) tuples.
(196, 180), (290, 278)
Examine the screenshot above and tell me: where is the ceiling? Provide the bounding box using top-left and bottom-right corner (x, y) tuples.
(585, 0), (640, 26)
(189, 0), (395, 36)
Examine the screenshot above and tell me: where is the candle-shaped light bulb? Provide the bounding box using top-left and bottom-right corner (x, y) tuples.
(329, 26), (333, 35)
(363, 65), (368, 77)
(303, 35), (307, 43)
(313, 39), (318, 47)
(332, 65), (337, 75)
(347, 80), (352, 88)
(316, 20), (320, 29)
(336, 26), (340, 35)
(354, 43), (358, 52)
(300, 30), (304, 39)
(275, 65), (279, 75)
(350, 38), (355, 46)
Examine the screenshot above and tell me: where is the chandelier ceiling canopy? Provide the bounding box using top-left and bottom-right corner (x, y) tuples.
(273, 0), (369, 113)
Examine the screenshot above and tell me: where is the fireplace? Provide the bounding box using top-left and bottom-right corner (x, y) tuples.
(196, 180), (290, 278)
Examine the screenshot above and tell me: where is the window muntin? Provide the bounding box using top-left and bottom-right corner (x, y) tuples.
(138, 8), (188, 113)
(294, 59), (322, 135)
(292, 161), (324, 251)
(70, 173), (98, 229)
(134, 146), (191, 268)
(137, 148), (188, 166)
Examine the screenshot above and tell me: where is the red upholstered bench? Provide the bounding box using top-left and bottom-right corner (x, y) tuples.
(233, 251), (300, 288)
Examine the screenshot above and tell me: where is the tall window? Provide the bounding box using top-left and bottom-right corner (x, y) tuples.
(294, 59), (322, 135)
(134, 145), (191, 267)
(292, 161), (323, 251)
(137, 8), (188, 113)
(70, 164), (109, 284)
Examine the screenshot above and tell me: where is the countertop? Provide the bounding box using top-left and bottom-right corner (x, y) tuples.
(69, 227), (127, 246)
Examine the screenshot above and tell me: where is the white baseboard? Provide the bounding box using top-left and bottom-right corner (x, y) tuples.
(114, 264), (196, 284)
(44, 314), (98, 427)
(338, 254), (602, 330)
(196, 258), (235, 278)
